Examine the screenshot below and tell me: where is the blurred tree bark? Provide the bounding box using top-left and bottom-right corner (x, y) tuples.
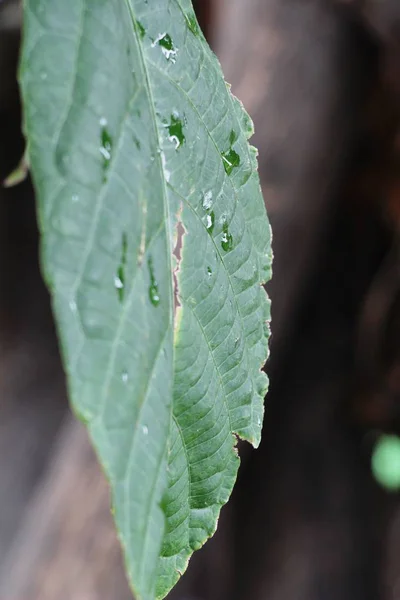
(0, 419), (132, 600)
(1, 2), (400, 600)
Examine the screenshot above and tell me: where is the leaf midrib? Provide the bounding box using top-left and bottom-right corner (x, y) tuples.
(124, 0), (176, 591)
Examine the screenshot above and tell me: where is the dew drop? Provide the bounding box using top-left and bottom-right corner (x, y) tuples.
(149, 285), (160, 306)
(202, 191), (213, 211)
(186, 13), (200, 36)
(205, 211), (215, 234)
(99, 119), (113, 179)
(135, 20), (146, 39)
(207, 266), (212, 276)
(100, 137), (112, 162)
(167, 113), (185, 149)
(122, 370), (129, 384)
(221, 219), (233, 252)
(69, 299), (77, 312)
(222, 148), (240, 176)
(114, 275), (124, 290)
(115, 233), (128, 303)
(222, 131), (241, 175)
(152, 33), (177, 62)
(71, 194), (79, 203)
(142, 425), (149, 436)
(148, 256), (160, 307)
(229, 130), (238, 145)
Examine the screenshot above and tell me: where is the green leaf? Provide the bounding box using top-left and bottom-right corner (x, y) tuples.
(372, 434), (400, 491)
(20, 1), (272, 598)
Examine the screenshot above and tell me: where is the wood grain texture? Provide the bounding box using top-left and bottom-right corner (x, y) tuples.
(215, 0), (375, 368)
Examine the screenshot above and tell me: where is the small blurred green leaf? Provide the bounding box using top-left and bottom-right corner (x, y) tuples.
(372, 434), (400, 491)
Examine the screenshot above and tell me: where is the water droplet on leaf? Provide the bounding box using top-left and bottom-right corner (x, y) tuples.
(99, 121), (113, 176)
(115, 233), (128, 303)
(222, 148), (240, 176)
(229, 130), (238, 145)
(148, 256), (160, 307)
(202, 191), (213, 211)
(135, 20), (146, 39)
(142, 425), (149, 436)
(186, 13), (200, 36)
(205, 211), (215, 234)
(152, 33), (177, 62)
(122, 371), (129, 384)
(114, 275), (124, 290)
(149, 285), (160, 306)
(167, 113), (185, 149)
(221, 219), (233, 251)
